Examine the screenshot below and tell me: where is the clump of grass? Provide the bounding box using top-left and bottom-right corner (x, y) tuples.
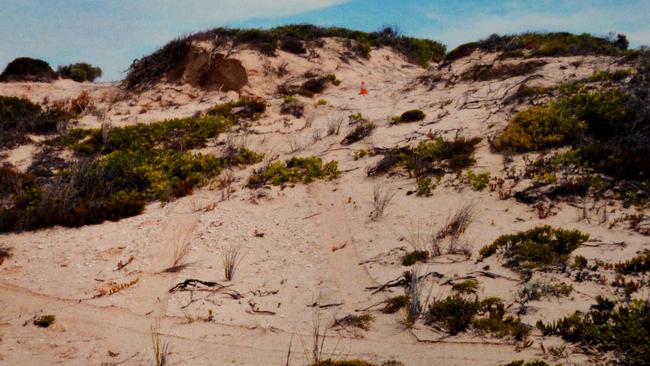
(401, 250), (429, 266)
(466, 170), (490, 191)
(391, 109), (426, 124)
(479, 226), (589, 271)
(151, 322), (170, 366)
(341, 120), (375, 145)
(247, 156), (340, 188)
(222, 244), (242, 281)
(614, 250), (650, 274)
(334, 314), (374, 331)
(33, 314), (56, 328)
(536, 297), (649, 366)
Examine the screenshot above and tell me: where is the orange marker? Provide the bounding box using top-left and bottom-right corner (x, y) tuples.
(359, 81), (368, 95)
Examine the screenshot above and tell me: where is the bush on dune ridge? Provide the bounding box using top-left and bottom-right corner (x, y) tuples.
(125, 25), (446, 89)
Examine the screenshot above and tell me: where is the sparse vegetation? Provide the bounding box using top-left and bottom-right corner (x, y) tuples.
(466, 170), (490, 191)
(537, 297), (649, 366)
(381, 295), (408, 314)
(391, 109), (426, 124)
(247, 156), (340, 188)
(614, 250), (650, 274)
(0, 96), (69, 148)
(460, 61), (546, 81)
(452, 279), (479, 295)
(446, 32), (629, 63)
(479, 226), (589, 271)
(415, 177), (434, 196)
(151, 322), (170, 366)
(57, 62), (103, 82)
(370, 184), (396, 221)
(207, 98), (266, 122)
(333, 314), (374, 331)
(125, 25), (445, 89)
(401, 250), (429, 266)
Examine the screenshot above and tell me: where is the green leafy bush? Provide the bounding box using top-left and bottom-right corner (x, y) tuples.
(392, 109), (426, 124)
(466, 171), (490, 191)
(0, 57), (55, 82)
(57, 63), (103, 82)
(536, 297), (649, 365)
(207, 98), (266, 121)
(415, 177), (434, 196)
(247, 156), (340, 188)
(479, 226), (589, 271)
(425, 295), (530, 339)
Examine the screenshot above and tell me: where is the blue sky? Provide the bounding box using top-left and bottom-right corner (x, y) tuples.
(1, 0), (649, 81)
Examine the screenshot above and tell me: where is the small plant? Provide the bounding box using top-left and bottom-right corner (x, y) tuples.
(333, 314), (374, 331)
(572, 255), (588, 270)
(392, 109), (426, 124)
(151, 322), (170, 366)
(479, 226), (589, 271)
(401, 250), (429, 266)
(327, 113), (345, 135)
(0, 246), (12, 266)
(341, 120), (375, 145)
(425, 295), (480, 335)
(370, 184), (396, 221)
(466, 171), (490, 191)
(452, 279), (479, 295)
(326, 74), (341, 86)
(381, 295), (408, 314)
(208, 98), (266, 121)
(281, 97), (305, 118)
(163, 227), (194, 273)
(315, 99), (328, 106)
(353, 149), (368, 160)
(221, 244), (242, 281)
(247, 156), (340, 188)
(33, 314), (56, 328)
(415, 177), (434, 196)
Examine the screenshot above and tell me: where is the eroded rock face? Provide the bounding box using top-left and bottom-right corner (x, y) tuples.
(181, 47), (247, 91)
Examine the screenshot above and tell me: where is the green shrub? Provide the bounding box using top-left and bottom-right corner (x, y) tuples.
(0, 96), (67, 148)
(536, 297), (649, 365)
(207, 98), (266, 121)
(247, 156), (340, 188)
(479, 226), (589, 271)
(341, 120), (375, 145)
(57, 62), (103, 82)
(466, 171), (490, 191)
(588, 68), (633, 83)
(415, 177), (434, 196)
(326, 73), (341, 86)
(393, 109), (426, 124)
(402, 250), (429, 266)
(426, 295), (480, 335)
(0, 57), (55, 82)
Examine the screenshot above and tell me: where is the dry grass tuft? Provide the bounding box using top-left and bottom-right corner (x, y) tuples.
(151, 321), (170, 366)
(370, 184), (397, 221)
(163, 227), (194, 273)
(222, 244), (242, 281)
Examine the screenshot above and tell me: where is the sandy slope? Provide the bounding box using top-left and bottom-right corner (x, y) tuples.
(0, 41), (646, 365)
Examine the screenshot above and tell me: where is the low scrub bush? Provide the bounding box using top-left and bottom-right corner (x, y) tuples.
(381, 295), (408, 314)
(401, 250), (429, 266)
(0, 96), (68, 148)
(247, 156), (340, 187)
(0, 57), (55, 82)
(426, 295), (530, 339)
(341, 120), (375, 145)
(392, 109), (426, 124)
(466, 170), (490, 191)
(536, 297), (649, 365)
(479, 226), (589, 271)
(57, 62), (103, 82)
(207, 98), (266, 121)
(33, 314), (56, 328)
(369, 137), (482, 177)
(614, 250), (650, 274)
